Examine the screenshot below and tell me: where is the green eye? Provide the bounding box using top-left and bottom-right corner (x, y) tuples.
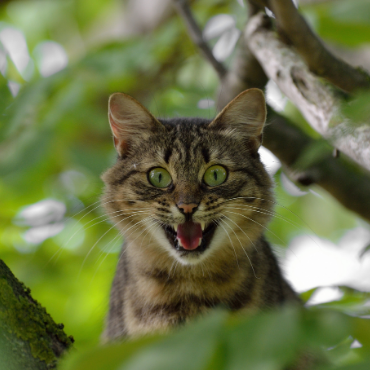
(148, 168), (172, 188)
(203, 165), (227, 187)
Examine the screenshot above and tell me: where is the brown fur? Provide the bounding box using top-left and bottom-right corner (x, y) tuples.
(101, 89), (300, 341)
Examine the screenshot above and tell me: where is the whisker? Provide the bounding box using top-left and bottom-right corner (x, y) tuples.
(91, 218), (158, 284)
(223, 204), (304, 231)
(67, 197), (148, 233)
(220, 213), (259, 253)
(214, 219), (240, 269)
(78, 214), (152, 278)
(168, 259), (177, 280)
(223, 210), (287, 246)
(223, 196), (318, 238)
(64, 209), (148, 249)
(49, 209), (152, 265)
(130, 218), (159, 248)
(117, 218), (163, 262)
(220, 215), (259, 279)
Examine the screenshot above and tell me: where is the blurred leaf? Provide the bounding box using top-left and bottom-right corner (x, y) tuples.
(341, 91), (370, 125)
(60, 336), (162, 370)
(313, 288), (370, 316)
(224, 306), (301, 369)
(352, 318), (370, 348)
(61, 310), (227, 370)
(300, 288), (318, 303)
(302, 309), (351, 348)
(320, 360), (370, 370)
(302, 0), (370, 46)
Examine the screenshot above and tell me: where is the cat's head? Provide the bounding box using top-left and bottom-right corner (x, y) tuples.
(102, 89), (274, 266)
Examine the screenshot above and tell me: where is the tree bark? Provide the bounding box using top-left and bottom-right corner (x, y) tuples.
(264, 110), (370, 223)
(0, 259), (73, 370)
(247, 13), (370, 172)
(268, 0), (370, 93)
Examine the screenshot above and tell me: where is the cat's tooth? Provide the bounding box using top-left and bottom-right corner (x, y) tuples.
(198, 238), (202, 247)
(201, 222), (205, 231)
(178, 239), (183, 247)
(174, 224), (178, 233)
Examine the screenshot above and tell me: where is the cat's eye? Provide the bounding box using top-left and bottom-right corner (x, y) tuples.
(148, 168), (172, 188)
(203, 165), (227, 187)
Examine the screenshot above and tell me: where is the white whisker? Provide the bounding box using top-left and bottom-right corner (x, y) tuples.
(220, 215), (259, 279)
(214, 219), (240, 269)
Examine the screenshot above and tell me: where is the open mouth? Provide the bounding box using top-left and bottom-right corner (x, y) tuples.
(163, 221), (217, 255)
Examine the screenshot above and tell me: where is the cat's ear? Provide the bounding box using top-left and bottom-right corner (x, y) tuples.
(209, 88), (266, 152)
(108, 93), (163, 157)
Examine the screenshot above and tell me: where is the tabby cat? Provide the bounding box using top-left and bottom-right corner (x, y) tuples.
(101, 88), (300, 340)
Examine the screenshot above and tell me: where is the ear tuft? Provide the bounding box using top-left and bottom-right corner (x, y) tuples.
(209, 88), (266, 150)
(108, 93), (162, 157)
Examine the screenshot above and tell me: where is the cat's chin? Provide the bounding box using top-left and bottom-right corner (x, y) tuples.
(162, 222), (217, 263)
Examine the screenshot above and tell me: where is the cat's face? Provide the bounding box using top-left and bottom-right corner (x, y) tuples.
(102, 90), (273, 266)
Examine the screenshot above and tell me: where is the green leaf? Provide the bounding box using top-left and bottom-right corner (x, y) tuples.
(302, 0), (370, 46)
(60, 310), (227, 370)
(341, 91), (370, 125)
(224, 306), (301, 369)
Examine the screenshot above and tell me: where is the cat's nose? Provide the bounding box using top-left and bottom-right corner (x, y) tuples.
(177, 203), (198, 214)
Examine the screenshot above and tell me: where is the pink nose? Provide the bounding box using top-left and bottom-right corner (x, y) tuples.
(178, 203), (198, 214)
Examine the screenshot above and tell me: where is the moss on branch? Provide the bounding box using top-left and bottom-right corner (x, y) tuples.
(0, 259), (74, 370)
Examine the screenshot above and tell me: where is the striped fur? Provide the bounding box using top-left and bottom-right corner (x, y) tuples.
(101, 90), (300, 341)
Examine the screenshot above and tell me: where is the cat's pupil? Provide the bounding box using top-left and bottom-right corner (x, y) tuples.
(159, 173), (162, 183)
(213, 171), (217, 181)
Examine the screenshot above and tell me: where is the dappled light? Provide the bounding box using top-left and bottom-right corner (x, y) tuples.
(33, 41), (68, 77)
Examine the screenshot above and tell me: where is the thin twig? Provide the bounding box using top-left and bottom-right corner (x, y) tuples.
(172, 0), (227, 79)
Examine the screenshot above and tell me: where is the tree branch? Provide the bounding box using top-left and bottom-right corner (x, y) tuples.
(0, 259), (73, 369)
(268, 0), (370, 93)
(247, 13), (370, 172)
(264, 110), (370, 223)
(171, 0), (227, 79)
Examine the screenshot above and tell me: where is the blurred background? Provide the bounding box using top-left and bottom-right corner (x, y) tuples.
(1, 0), (370, 351)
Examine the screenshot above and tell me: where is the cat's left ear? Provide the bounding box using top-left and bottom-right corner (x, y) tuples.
(108, 93), (164, 157)
(209, 88), (266, 152)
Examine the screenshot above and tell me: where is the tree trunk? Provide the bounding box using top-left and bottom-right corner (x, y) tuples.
(0, 259), (73, 370)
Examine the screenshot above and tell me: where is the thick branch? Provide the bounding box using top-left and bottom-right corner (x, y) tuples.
(268, 0), (370, 93)
(172, 0), (227, 79)
(0, 259), (73, 369)
(247, 13), (370, 172)
(264, 111), (370, 223)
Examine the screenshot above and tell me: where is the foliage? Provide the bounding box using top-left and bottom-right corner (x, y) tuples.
(0, 0), (369, 368)
(59, 307), (369, 370)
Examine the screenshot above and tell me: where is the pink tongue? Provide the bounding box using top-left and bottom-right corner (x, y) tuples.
(177, 221), (202, 250)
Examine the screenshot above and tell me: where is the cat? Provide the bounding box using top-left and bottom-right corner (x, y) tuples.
(101, 88), (300, 340)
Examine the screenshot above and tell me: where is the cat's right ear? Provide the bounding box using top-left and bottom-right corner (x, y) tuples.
(108, 93), (163, 157)
(208, 88), (266, 152)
